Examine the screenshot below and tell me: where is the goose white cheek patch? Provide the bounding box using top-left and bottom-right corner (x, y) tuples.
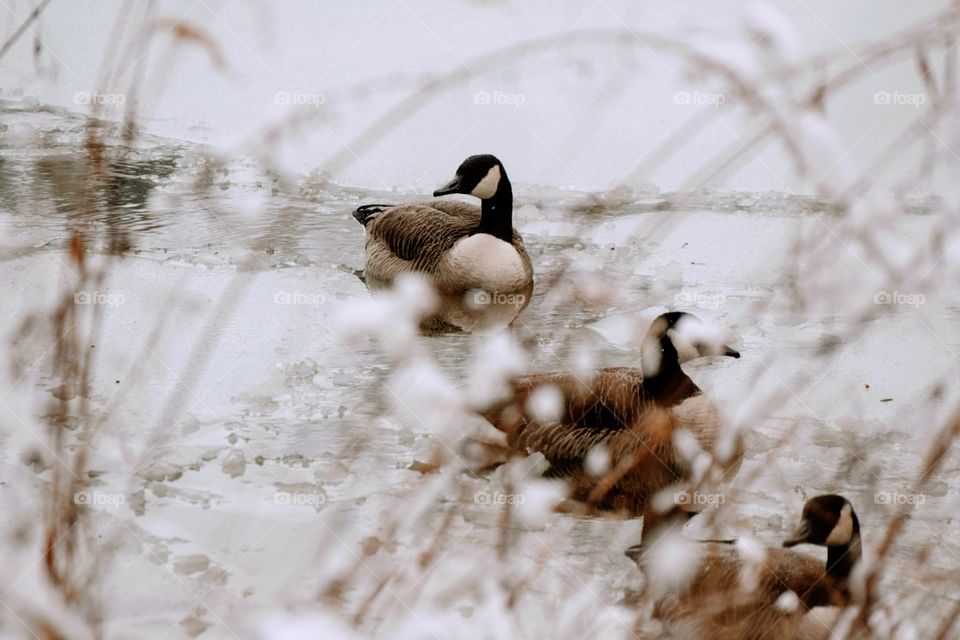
(470, 164), (501, 199)
(825, 503), (853, 545)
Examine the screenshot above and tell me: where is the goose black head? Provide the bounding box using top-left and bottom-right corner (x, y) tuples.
(433, 154), (507, 200)
(783, 494), (860, 548)
(641, 312), (740, 374)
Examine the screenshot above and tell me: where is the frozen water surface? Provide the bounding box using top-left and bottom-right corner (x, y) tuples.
(2, 97), (958, 638)
(3, 0), (960, 632)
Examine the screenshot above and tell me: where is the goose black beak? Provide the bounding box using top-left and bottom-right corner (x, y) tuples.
(723, 345), (741, 358)
(433, 176), (462, 197)
(782, 520), (811, 548)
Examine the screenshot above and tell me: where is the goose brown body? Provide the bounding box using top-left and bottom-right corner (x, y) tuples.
(355, 155), (533, 333)
(649, 543), (847, 640)
(362, 201), (532, 296)
(627, 494), (861, 640)
(480, 313), (739, 514)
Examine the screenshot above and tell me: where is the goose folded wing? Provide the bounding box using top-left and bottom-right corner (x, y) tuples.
(482, 368), (649, 435)
(653, 545), (832, 639)
(367, 203), (478, 263)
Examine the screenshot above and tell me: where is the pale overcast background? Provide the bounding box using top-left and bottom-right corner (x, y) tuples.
(0, 1), (949, 191)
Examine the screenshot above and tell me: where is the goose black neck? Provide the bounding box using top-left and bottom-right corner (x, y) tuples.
(641, 334), (698, 405)
(826, 532), (861, 581)
(474, 175), (513, 243)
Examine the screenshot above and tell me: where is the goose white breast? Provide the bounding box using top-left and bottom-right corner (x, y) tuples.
(446, 234), (528, 293)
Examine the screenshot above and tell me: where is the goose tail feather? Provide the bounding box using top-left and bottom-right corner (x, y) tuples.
(353, 203), (394, 226)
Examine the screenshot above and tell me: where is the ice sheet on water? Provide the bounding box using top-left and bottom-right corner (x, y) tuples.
(336, 274), (437, 361)
(586, 306), (668, 351)
(2, 96), (959, 636)
(2, 121), (37, 147)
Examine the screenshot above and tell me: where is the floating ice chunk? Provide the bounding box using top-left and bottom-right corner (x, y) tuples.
(173, 554), (210, 575)
(128, 490), (146, 516)
(179, 615), (208, 638)
(220, 449), (246, 478)
(137, 462), (184, 482)
(19, 445), (50, 473)
(3, 122), (37, 147)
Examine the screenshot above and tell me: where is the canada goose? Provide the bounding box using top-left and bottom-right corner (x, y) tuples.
(479, 311), (741, 515)
(353, 154), (533, 333)
(625, 494), (861, 640)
